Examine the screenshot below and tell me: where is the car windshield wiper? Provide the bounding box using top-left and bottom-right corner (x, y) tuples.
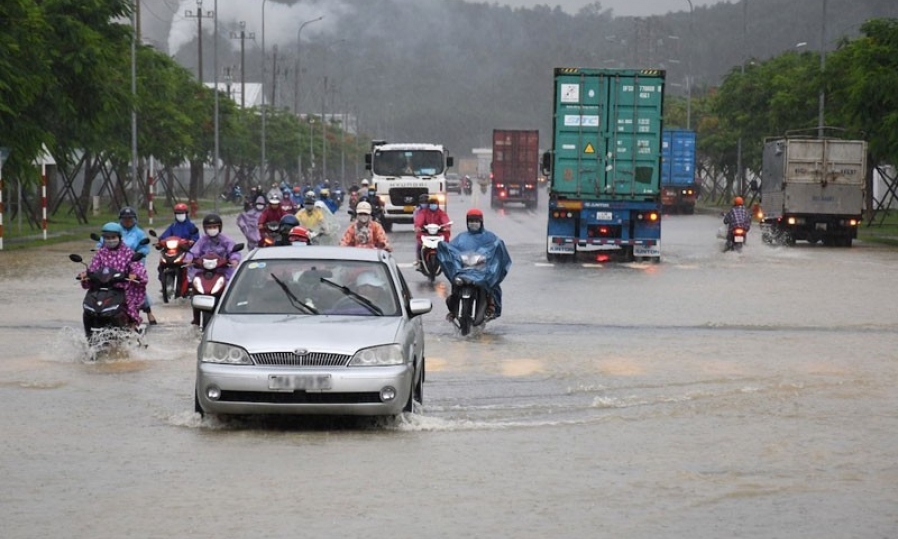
(319, 277), (384, 316)
(270, 273), (319, 315)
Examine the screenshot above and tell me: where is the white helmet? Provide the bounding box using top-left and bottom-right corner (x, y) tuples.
(356, 201), (372, 215)
(361, 179), (370, 187)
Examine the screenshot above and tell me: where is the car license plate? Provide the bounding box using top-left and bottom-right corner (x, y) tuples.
(269, 374), (332, 391)
(596, 211), (613, 220)
(734, 236), (745, 243)
(633, 243), (661, 257)
(508, 189), (520, 196)
(403, 205), (414, 213)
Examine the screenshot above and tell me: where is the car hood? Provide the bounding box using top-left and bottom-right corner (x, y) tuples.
(206, 314), (403, 355)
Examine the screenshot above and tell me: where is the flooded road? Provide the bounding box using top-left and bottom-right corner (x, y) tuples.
(2, 197), (897, 538)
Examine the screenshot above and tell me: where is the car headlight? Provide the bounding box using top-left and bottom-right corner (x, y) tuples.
(349, 344), (404, 366)
(200, 341), (251, 364)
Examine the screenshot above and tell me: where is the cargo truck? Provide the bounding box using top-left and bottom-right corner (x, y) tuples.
(365, 141), (454, 232)
(542, 68), (665, 262)
(660, 129), (697, 214)
(759, 136), (867, 247)
(491, 129), (540, 210)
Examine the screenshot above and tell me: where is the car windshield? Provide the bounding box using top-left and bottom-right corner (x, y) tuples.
(372, 149), (444, 177)
(220, 259), (400, 316)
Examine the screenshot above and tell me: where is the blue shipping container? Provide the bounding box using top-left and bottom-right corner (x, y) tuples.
(661, 129), (696, 187)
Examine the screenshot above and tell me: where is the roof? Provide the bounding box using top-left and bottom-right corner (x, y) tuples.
(245, 245), (392, 263)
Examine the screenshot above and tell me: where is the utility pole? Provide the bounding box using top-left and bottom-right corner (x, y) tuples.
(229, 22), (254, 109)
(185, 0), (213, 81)
(271, 46), (278, 109)
(818, 0), (827, 139)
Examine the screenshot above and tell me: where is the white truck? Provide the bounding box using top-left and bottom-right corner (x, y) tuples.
(364, 141), (454, 232)
(759, 136), (867, 247)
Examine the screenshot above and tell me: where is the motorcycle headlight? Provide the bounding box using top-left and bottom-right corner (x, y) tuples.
(202, 258), (218, 270)
(348, 344), (404, 366)
(200, 341), (251, 364)
(165, 239), (180, 250)
(460, 252), (486, 267)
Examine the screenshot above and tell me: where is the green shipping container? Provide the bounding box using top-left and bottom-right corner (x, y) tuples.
(551, 68), (665, 200)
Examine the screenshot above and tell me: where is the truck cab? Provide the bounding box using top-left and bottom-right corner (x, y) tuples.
(365, 141), (453, 232)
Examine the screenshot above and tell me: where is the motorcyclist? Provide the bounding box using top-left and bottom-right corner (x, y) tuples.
(297, 192), (334, 243)
(723, 196), (752, 241)
(115, 206), (155, 325)
(158, 203), (199, 244)
(443, 208), (511, 321)
(270, 214), (301, 246)
(413, 195), (451, 268)
(339, 201), (392, 251)
(258, 194), (288, 238)
(184, 214), (242, 325)
(155, 203), (199, 294)
(288, 225), (312, 245)
(81, 222), (149, 329)
(319, 188), (339, 214)
(237, 194), (266, 250)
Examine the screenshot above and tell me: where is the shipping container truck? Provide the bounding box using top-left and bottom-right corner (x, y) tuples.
(660, 129), (697, 214)
(759, 135), (867, 247)
(542, 68), (665, 262)
(491, 129), (540, 209)
(365, 141), (454, 232)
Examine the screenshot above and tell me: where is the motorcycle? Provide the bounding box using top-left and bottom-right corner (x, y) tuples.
(220, 185), (243, 205)
(724, 226), (747, 252)
(479, 177), (489, 195)
(332, 186), (345, 208)
(149, 230), (194, 303)
(462, 176), (473, 196)
(190, 243), (244, 329)
(445, 251), (491, 336)
(419, 222), (452, 284)
(258, 221), (281, 248)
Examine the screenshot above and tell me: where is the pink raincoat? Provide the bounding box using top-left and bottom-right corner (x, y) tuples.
(82, 244), (149, 324)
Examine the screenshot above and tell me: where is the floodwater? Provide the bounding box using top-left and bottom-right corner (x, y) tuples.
(2, 196), (897, 538)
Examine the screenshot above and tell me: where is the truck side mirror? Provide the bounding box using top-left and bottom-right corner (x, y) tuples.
(446, 156), (454, 168)
(364, 153), (372, 171)
(541, 151), (552, 176)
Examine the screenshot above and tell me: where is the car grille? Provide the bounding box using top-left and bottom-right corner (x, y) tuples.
(388, 187), (428, 206)
(251, 351), (351, 367)
(221, 390), (382, 404)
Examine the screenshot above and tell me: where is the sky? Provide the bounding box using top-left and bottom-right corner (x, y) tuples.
(498, 0), (728, 17)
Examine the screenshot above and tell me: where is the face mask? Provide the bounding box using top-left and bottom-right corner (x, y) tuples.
(104, 237), (121, 249)
(255, 204), (265, 211)
(428, 204), (438, 211)
(304, 204), (315, 211)
(357, 215), (371, 224)
(175, 214), (187, 223)
(467, 221), (482, 233)
(206, 227), (220, 238)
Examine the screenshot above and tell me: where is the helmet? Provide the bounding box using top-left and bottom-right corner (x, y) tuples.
(254, 195), (267, 205)
(429, 196), (440, 205)
(268, 195), (280, 204)
(733, 196), (744, 206)
(174, 203), (188, 214)
(361, 179), (370, 187)
(356, 272), (386, 288)
(293, 186), (301, 193)
(101, 222), (124, 237)
(356, 201), (372, 215)
(202, 213), (223, 228)
(303, 193), (316, 205)
(288, 226), (311, 244)
(320, 188), (330, 197)
(279, 213), (300, 231)
(466, 208), (484, 221)
(119, 206), (138, 220)
(418, 194), (429, 205)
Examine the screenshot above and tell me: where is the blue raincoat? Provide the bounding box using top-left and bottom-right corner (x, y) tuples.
(437, 228), (511, 316)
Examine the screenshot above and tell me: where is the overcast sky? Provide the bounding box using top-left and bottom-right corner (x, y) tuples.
(498, 0), (730, 17)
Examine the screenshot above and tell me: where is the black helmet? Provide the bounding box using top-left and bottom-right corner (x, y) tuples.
(418, 194), (429, 205)
(279, 213), (299, 231)
(119, 206), (138, 220)
(303, 193), (316, 205)
(202, 213), (223, 228)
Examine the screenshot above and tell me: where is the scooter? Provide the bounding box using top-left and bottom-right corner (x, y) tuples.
(724, 226), (747, 252)
(190, 243), (244, 329)
(446, 251), (491, 336)
(149, 230), (194, 303)
(258, 221), (281, 248)
(419, 222), (452, 284)
(69, 244), (148, 354)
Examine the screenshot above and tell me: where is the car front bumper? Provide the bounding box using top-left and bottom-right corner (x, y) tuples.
(196, 362), (413, 416)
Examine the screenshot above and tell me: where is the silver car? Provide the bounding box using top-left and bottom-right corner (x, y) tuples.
(192, 246), (432, 417)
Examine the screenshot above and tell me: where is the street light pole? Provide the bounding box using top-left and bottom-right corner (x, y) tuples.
(213, 0), (219, 212)
(818, 0), (827, 139)
(260, 0), (268, 185)
(685, 0), (694, 130)
(294, 16), (324, 183)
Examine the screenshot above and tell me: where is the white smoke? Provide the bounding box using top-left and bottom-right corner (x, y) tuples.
(166, 0), (346, 56)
